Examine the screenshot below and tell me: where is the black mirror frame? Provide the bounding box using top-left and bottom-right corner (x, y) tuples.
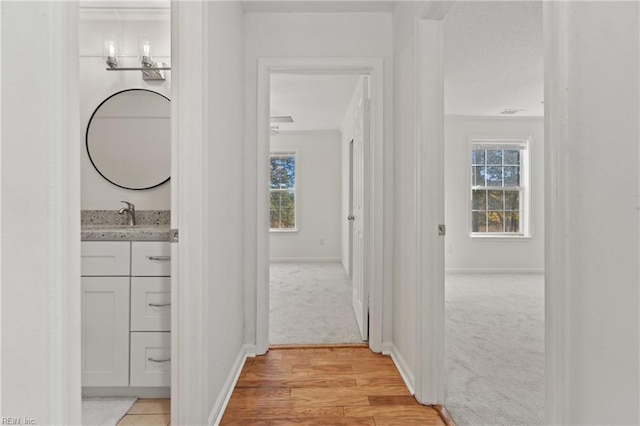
(86, 88), (171, 191)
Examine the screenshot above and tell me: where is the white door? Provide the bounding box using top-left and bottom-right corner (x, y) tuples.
(352, 77), (370, 341)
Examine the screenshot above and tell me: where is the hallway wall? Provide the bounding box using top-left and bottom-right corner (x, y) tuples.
(205, 1), (246, 422)
(552, 2), (639, 423)
(1, 2), (81, 423)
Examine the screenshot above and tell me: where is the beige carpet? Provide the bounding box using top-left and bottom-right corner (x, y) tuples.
(269, 262), (364, 345)
(445, 273), (544, 425)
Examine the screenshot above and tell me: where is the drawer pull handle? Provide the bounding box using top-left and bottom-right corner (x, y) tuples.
(148, 303), (171, 308)
(148, 357), (171, 363)
(147, 256), (171, 262)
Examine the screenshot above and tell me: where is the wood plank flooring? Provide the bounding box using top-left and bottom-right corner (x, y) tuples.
(117, 398), (170, 425)
(220, 346), (447, 425)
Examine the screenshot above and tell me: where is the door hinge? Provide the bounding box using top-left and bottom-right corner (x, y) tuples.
(170, 229), (179, 243)
(438, 224), (446, 236)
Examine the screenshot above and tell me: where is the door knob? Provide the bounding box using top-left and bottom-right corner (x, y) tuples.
(347, 215), (355, 221)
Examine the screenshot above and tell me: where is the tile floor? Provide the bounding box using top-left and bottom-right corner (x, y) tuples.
(117, 398), (170, 425)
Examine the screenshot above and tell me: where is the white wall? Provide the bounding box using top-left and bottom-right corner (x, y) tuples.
(1, 2), (81, 423)
(244, 12), (394, 346)
(270, 131), (342, 261)
(444, 116), (544, 273)
(205, 1), (246, 422)
(554, 2), (639, 423)
(79, 17), (171, 210)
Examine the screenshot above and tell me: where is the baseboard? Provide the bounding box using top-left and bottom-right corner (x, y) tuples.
(270, 257), (341, 263)
(208, 344), (253, 425)
(388, 344), (416, 396)
(445, 268), (544, 274)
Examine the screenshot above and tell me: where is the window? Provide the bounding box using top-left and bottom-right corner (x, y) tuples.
(270, 152), (297, 231)
(470, 140), (529, 236)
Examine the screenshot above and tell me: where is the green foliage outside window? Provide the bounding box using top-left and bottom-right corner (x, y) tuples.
(270, 154), (296, 230)
(471, 147), (522, 234)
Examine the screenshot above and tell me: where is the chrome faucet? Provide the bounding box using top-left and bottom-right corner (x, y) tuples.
(118, 201), (136, 226)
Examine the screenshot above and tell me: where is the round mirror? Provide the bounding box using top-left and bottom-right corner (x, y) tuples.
(86, 89), (170, 190)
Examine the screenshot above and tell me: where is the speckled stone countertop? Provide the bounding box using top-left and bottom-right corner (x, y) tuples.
(81, 210), (170, 241)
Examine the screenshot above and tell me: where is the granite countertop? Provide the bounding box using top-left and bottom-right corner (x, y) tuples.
(81, 210), (171, 241)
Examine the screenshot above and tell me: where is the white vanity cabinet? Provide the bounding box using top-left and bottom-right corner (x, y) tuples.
(81, 240), (171, 391)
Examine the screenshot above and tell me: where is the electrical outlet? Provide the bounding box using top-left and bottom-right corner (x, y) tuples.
(320, 238), (325, 246)
(446, 245), (453, 254)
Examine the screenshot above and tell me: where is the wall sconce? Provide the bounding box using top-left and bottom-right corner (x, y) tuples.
(104, 36), (119, 69)
(104, 36), (170, 81)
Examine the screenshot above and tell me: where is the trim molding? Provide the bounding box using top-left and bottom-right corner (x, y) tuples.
(270, 257), (341, 263)
(445, 268), (544, 275)
(79, 7), (170, 21)
(434, 405), (456, 426)
(209, 345), (253, 426)
(445, 114), (543, 121)
(414, 18), (446, 405)
(389, 345), (416, 396)
(255, 57), (386, 356)
(543, 2), (570, 424)
(274, 129), (341, 136)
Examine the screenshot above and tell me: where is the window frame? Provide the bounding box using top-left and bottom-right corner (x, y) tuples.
(468, 136), (532, 239)
(269, 150), (299, 233)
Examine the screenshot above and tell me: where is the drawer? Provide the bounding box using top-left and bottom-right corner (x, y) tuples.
(130, 332), (171, 387)
(131, 242), (171, 276)
(81, 242), (130, 276)
(131, 278), (171, 332)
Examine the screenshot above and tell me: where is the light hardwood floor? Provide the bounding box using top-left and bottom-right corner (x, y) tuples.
(115, 347), (450, 425)
(220, 346), (448, 425)
(117, 398), (170, 425)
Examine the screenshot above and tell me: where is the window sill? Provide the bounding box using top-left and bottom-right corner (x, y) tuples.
(270, 229), (299, 234)
(470, 234), (532, 241)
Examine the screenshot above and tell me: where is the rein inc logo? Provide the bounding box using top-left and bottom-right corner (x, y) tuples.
(1, 418), (35, 425)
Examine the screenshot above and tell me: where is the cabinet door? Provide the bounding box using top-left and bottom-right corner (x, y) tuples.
(82, 277), (130, 387)
(131, 277), (171, 332)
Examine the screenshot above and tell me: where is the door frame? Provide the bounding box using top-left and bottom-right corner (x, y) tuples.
(254, 57), (386, 355)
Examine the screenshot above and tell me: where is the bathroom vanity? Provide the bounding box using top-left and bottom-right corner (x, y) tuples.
(81, 217), (171, 398)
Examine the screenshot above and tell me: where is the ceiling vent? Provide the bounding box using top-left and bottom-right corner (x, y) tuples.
(270, 116), (294, 123)
(500, 109), (526, 115)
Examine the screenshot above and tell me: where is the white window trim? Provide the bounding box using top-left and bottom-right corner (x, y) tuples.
(269, 149), (299, 233)
(467, 136), (533, 239)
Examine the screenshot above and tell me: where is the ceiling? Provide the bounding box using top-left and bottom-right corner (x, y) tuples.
(270, 74), (361, 132)
(444, 1), (544, 116)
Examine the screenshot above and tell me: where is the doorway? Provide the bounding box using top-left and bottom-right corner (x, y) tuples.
(78, 3), (174, 425)
(254, 58), (387, 355)
(267, 73), (367, 345)
(441, 2), (545, 424)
